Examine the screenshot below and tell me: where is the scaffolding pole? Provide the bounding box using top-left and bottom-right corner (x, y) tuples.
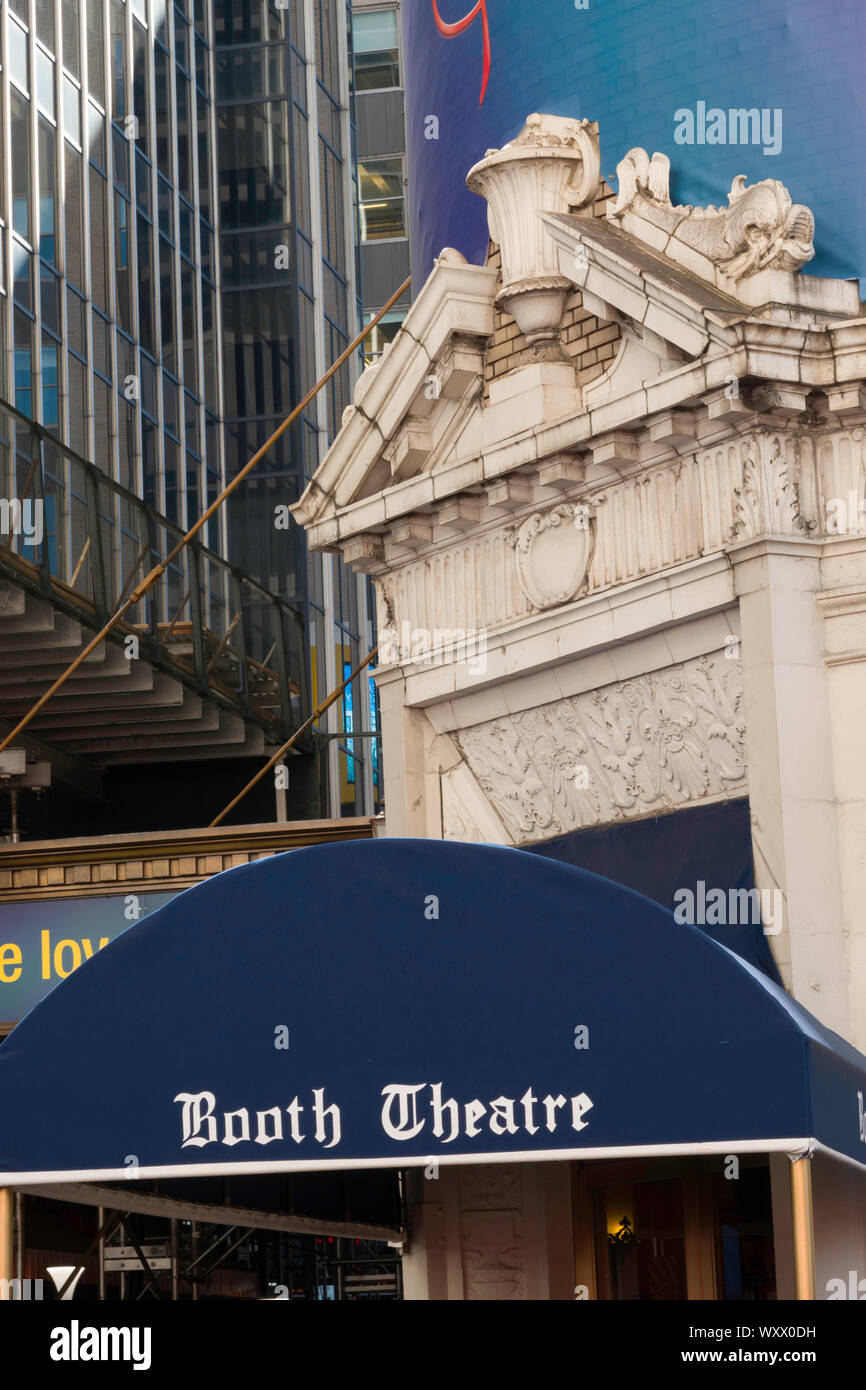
(0, 277), (410, 762)
(0, 1189), (13, 1299)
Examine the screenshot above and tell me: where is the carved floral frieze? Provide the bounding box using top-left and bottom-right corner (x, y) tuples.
(452, 651), (745, 843)
(730, 432), (813, 540)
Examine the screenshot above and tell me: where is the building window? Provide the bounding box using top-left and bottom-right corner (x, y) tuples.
(7, 18), (29, 95)
(63, 75), (82, 146)
(352, 9), (400, 91)
(41, 340), (59, 428)
(13, 243), (32, 310)
(36, 47), (56, 118)
(11, 91), (31, 239)
(40, 262), (61, 334)
(110, 0), (126, 118)
(358, 156), (404, 241)
(363, 306), (405, 364)
(38, 118), (57, 265)
(14, 311), (33, 417)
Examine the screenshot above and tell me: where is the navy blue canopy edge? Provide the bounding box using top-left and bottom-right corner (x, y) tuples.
(0, 839), (865, 1182)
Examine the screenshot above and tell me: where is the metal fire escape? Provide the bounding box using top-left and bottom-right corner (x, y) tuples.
(0, 399), (309, 796)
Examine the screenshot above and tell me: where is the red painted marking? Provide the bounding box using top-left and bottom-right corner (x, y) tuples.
(431, 0), (491, 105)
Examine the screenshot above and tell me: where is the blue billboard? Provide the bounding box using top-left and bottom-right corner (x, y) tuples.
(0, 891), (178, 1024)
(404, 0), (865, 283)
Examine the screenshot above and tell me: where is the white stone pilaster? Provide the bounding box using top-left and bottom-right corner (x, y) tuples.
(817, 560), (866, 1051)
(733, 541), (850, 1037)
(374, 669), (442, 837)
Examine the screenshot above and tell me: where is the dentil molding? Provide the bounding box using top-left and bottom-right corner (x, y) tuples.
(375, 428), (866, 651)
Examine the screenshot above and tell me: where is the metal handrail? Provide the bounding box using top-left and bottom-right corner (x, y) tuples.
(0, 275), (411, 760)
(0, 397), (308, 742)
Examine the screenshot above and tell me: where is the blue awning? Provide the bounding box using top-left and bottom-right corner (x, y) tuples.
(0, 839), (865, 1182)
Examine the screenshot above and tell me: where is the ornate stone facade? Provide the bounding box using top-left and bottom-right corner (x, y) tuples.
(295, 113), (866, 1297)
(374, 427), (864, 646)
(445, 650), (744, 844)
(611, 146), (816, 281)
(294, 109), (866, 1046)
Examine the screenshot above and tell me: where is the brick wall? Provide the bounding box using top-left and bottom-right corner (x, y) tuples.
(482, 177), (621, 397)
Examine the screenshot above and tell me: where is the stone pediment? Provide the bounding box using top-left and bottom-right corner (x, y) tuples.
(293, 113), (865, 566)
(542, 211), (747, 359)
(291, 251), (499, 534)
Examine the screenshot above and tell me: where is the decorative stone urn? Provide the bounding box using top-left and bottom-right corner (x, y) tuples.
(466, 113), (600, 347)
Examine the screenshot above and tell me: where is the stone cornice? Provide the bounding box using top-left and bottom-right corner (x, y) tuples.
(364, 426), (866, 700)
(303, 365), (866, 557)
(0, 818), (374, 901)
(543, 209), (745, 356)
(294, 117), (866, 581)
(726, 536), (826, 565)
(378, 552), (737, 711)
(564, 204), (857, 321)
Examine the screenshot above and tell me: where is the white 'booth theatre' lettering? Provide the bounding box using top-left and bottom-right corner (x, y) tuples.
(381, 1083), (594, 1142)
(173, 1084), (593, 1152)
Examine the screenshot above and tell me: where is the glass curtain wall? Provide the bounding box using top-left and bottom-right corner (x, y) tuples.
(1, 0), (224, 545)
(214, 0), (377, 816)
(1, 0), (378, 815)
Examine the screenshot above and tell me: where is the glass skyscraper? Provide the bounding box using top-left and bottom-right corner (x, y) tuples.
(1, 0), (379, 818)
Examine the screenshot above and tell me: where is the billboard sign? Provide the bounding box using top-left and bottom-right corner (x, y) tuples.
(0, 891), (178, 1025)
(404, 0), (865, 284)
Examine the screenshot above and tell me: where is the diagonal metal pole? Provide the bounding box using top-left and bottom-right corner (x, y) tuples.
(0, 276), (411, 760)
(56, 1208), (124, 1299)
(125, 1224), (164, 1302)
(183, 1224), (239, 1277)
(209, 644), (379, 826)
(193, 1226), (255, 1281)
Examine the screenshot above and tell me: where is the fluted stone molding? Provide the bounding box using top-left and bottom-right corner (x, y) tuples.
(449, 650), (745, 844)
(466, 113), (600, 345)
(373, 427), (866, 654)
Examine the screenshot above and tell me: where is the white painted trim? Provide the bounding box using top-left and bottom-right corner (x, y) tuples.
(811, 1140), (866, 1175)
(5, 1135), (858, 1187)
